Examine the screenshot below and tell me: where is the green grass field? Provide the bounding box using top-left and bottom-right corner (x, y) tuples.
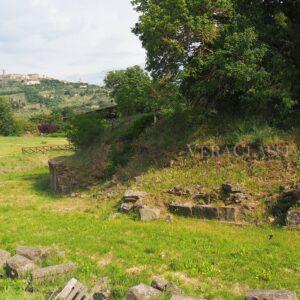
(0, 137), (299, 299)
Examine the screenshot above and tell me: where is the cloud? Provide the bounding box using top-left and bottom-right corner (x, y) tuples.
(0, 0), (145, 83)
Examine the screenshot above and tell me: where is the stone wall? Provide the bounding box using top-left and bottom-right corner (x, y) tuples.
(48, 160), (78, 194)
(286, 209), (300, 230)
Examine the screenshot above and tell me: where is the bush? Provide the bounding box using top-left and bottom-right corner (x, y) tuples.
(67, 113), (108, 148)
(17, 120), (37, 134)
(38, 124), (59, 134)
(0, 96), (20, 136)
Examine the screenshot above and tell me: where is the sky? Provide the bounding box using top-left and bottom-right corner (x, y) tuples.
(0, 0), (146, 84)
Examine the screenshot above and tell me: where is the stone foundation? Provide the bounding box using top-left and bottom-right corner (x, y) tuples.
(168, 203), (240, 222)
(48, 160), (77, 194)
(286, 209), (300, 230)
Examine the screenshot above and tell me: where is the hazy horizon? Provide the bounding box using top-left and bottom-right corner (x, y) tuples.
(0, 0), (146, 84)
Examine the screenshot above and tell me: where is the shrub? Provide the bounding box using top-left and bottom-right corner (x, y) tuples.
(67, 113), (108, 148)
(0, 96), (20, 136)
(17, 120), (37, 134)
(38, 124), (59, 134)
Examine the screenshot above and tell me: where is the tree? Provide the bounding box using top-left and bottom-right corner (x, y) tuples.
(104, 66), (152, 116)
(0, 96), (19, 136)
(131, 0), (299, 121)
(67, 112), (108, 148)
(104, 65), (184, 123)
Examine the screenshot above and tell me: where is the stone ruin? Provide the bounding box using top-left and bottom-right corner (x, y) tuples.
(1, 247), (298, 299)
(49, 160), (78, 194)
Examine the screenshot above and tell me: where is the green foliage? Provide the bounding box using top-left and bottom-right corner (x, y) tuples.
(224, 121), (282, 146)
(0, 96), (20, 136)
(105, 115), (153, 177)
(16, 119), (37, 134)
(67, 113), (108, 148)
(0, 79), (112, 116)
(104, 66), (152, 116)
(132, 0), (300, 124)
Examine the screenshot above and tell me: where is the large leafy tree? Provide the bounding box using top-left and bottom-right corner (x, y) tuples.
(0, 96), (19, 136)
(104, 66), (152, 116)
(131, 0), (299, 120)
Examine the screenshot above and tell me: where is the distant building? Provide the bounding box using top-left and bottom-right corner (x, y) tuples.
(26, 80), (40, 85)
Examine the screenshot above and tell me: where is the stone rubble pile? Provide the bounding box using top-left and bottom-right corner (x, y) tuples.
(119, 190), (161, 222)
(0, 246), (76, 281)
(1, 249), (298, 299)
(125, 278), (204, 300)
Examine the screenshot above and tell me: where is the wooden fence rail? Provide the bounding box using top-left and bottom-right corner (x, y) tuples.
(22, 145), (75, 154)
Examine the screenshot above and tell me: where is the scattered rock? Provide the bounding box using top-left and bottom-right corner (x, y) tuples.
(203, 191), (218, 204)
(166, 282), (183, 295)
(168, 185), (203, 199)
(110, 213), (120, 219)
(165, 215), (174, 223)
(25, 284), (34, 293)
(90, 277), (111, 300)
(151, 277), (168, 291)
(168, 203), (193, 217)
(245, 290), (297, 300)
(93, 290), (111, 300)
(123, 190), (148, 203)
(0, 249), (11, 268)
(286, 209), (300, 230)
(222, 183), (244, 194)
(6, 254), (37, 278)
(126, 283), (162, 300)
(139, 208), (160, 222)
(168, 186), (191, 197)
(51, 278), (87, 299)
(271, 186), (300, 223)
(226, 193), (246, 204)
(31, 263), (76, 281)
(16, 246), (43, 263)
(121, 202), (134, 214)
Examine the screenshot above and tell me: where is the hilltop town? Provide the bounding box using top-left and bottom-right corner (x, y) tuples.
(0, 70), (54, 86)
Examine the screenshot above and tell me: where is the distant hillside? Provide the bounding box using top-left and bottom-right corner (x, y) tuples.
(0, 78), (113, 116)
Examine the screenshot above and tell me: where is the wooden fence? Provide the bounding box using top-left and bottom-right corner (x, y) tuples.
(22, 144), (75, 154)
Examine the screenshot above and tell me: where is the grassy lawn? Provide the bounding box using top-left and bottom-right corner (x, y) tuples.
(0, 137), (299, 299)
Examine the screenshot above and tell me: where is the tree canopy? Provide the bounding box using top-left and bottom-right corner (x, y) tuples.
(0, 96), (19, 136)
(104, 66), (152, 116)
(131, 0), (300, 123)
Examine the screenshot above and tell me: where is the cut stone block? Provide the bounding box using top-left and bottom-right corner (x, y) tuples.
(126, 283), (162, 300)
(0, 249), (11, 268)
(286, 209), (300, 229)
(31, 263), (76, 281)
(165, 215), (174, 223)
(245, 290), (297, 300)
(16, 246), (43, 263)
(192, 205), (218, 220)
(218, 206), (240, 222)
(51, 278), (87, 299)
(123, 190), (148, 203)
(139, 208), (160, 222)
(6, 254), (36, 278)
(168, 203), (193, 217)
